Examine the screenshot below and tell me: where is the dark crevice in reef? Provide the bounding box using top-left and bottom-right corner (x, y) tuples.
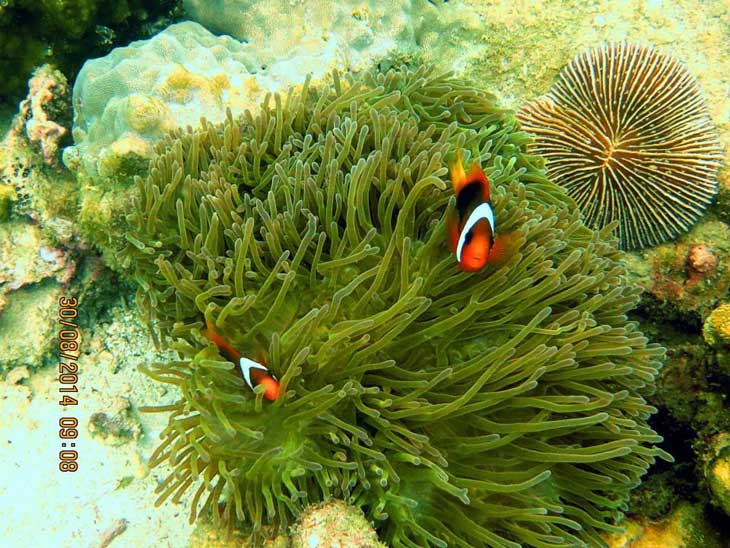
(629, 286), (730, 537)
(706, 504), (730, 542)
(631, 292), (703, 336)
(0, 1), (185, 106)
(70, 254), (137, 328)
(630, 405), (698, 519)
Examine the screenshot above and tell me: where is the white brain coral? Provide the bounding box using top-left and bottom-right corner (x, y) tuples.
(69, 22), (265, 183)
(68, 2), (454, 184)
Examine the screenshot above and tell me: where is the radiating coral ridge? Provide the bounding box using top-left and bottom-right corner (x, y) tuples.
(125, 66), (670, 548)
(517, 42), (723, 251)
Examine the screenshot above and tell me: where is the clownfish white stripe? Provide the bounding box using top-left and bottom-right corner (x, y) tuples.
(456, 202), (496, 262)
(239, 357), (272, 390)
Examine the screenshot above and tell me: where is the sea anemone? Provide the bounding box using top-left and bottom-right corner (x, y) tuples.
(517, 42), (723, 250)
(125, 66), (670, 547)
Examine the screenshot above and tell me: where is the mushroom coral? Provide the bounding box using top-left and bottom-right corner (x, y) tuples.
(125, 66), (670, 547)
(517, 42), (722, 251)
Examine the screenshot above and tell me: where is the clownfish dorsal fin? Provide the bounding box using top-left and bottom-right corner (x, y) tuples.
(204, 318), (242, 363)
(450, 150), (491, 201)
(466, 163), (490, 202)
(450, 150), (468, 194)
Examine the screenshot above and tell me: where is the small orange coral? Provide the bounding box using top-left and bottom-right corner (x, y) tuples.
(12, 64), (69, 165)
(686, 244), (717, 285)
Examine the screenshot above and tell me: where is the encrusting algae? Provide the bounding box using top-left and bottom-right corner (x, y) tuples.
(703, 433), (730, 516)
(603, 502), (725, 548)
(703, 302), (730, 347)
(124, 66), (670, 547)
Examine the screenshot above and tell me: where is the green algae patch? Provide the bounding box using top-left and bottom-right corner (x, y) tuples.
(0, 280), (60, 371)
(0, 184), (17, 220)
(0, 0), (181, 101)
(125, 66), (669, 547)
(77, 181), (137, 269)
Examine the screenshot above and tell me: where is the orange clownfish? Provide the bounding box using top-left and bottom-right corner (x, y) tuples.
(204, 320), (280, 401)
(447, 151), (513, 272)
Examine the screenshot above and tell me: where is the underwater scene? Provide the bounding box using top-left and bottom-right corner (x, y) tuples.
(2, 1), (730, 547)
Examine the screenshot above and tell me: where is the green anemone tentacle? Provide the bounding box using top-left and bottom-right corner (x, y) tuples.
(126, 65), (670, 547)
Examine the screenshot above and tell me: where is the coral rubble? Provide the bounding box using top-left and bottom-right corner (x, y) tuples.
(289, 499), (386, 548)
(88, 397), (143, 446)
(12, 64), (71, 166)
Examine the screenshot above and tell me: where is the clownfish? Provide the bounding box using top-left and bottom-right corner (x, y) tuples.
(204, 319), (280, 401)
(447, 151), (514, 272)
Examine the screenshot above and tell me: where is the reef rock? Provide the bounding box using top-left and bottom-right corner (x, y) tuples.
(703, 433), (730, 516)
(289, 500), (386, 548)
(183, 0), (416, 72)
(604, 502), (724, 548)
(67, 21), (270, 184)
(68, 4), (478, 187)
(12, 64), (71, 166)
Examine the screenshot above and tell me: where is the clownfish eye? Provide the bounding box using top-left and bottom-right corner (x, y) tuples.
(464, 231), (473, 244)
